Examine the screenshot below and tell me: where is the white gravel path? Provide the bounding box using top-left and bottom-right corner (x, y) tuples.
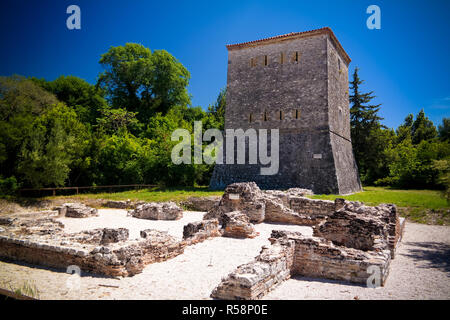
(0, 209), (448, 300)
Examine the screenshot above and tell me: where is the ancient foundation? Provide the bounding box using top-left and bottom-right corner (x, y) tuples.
(0, 182), (405, 298)
(210, 182), (405, 299)
(0, 204), (222, 277)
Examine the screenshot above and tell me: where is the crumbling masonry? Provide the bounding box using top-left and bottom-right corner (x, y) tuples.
(210, 182), (405, 299)
(0, 182), (405, 299)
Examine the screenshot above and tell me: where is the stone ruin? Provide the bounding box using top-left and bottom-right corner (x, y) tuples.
(0, 213), (188, 276)
(58, 203), (99, 218)
(221, 211), (259, 239)
(209, 182), (405, 299)
(0, 182), (405, 299)
(128, 202), (183, 220)
(181, 196), (221, 212)
(205, 182), (339, 227)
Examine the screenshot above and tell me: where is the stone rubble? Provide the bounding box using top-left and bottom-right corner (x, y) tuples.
(103, 200), (132, 209)
(0, 182), (406, 293)
(221, 211), (259, 239)
(102, 200), (146, 209)
(0, 212), (186, 277)
(209, 182), (405, 300)
(128, 202), (183, 220)
(182, 219), (222, 245)
(58, 203), (99, 218)
(181, 196), (221, 212)
(205, 182), (341, 226)
(211, 229), (392, 300)
(211, 237), (295, 300)
(205, 182), (266, 223)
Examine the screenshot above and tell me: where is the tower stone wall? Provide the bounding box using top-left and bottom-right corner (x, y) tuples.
(210, 28), (362, 194)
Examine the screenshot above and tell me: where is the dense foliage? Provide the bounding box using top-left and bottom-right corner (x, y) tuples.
(349, 68), (450, 198)
(0, 44), (224, 191)
(0, 44), (448, 198)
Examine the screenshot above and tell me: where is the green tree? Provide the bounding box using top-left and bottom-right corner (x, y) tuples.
(349, 68), (387, 184)
(96, 108), (141, 134)
(438, 117), (450, 142)
(411, 109), (437, 144)
(17, 103), (87, 187)
(96, 43), (190, 123)
(0, 76), (59, 179)
(205, 88), (226, 131)
(32, 76), (108, 125)
(396, 114), (414, 144)
(433, 157), (450, 202)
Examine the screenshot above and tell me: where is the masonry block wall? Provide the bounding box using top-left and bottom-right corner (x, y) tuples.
(210, 28), (362, 194)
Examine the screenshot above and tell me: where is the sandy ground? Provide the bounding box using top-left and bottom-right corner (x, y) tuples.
(0, 209), (448, 300)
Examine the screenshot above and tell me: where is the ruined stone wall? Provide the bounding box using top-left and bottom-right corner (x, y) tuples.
(313, 210), (389, 252)
(211, 238), (295, 300)
(211, 229), (393, 300)
(289, 196), (336, 217)
(289, 234), (391, 285)
(0, 217), (187, 277)
(182, 219), (222, 245)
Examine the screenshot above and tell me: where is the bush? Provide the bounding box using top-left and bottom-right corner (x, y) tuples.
(0, 176), (19, 195)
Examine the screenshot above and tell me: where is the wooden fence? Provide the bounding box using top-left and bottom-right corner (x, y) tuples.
(18, 184), (158, 197)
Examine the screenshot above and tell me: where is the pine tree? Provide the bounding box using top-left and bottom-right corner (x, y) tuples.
(349, 67), (387, 184)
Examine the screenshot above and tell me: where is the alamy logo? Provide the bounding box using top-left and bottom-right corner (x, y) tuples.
(171, 121), (279, 175)
(366, 5), (381, 30)
(66, 265), (81, 291)
(66, 5), (81, 30)
(366, 265), (381, 288)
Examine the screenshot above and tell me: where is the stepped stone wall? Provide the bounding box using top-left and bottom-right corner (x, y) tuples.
(211, 237), (295, 300)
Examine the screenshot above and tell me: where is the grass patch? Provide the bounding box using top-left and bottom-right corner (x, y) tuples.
(4, 186), (449, 225)
(309, 186), (450, 225)
(43, 186), (224, 203)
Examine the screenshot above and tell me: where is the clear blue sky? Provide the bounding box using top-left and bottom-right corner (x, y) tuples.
(0, 0), (449, 129)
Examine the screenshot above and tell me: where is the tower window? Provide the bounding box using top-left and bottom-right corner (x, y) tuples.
(279, 110), (284, 120)
(263, 111), (268, 121)
(280, 52), (285, 64)
(264, 55), (268, 66)
(291, 51), (300, 63)
(249, 113), (253, 123)
(294, 109), (300, 119)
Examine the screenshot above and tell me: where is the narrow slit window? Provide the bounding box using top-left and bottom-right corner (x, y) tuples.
(264, 55), (268, 66)
(291, 51), (299, 63)
(250, 58), (257, 67)
(249, 113), (253, 123)
(280, 52), (285, 64)
(263, 111), (268, 121)
(279, 110), (284, 120)
(294, 109), (300, 119)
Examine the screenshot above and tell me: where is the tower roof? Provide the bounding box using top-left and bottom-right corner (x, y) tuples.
(226, 27), (351, 65)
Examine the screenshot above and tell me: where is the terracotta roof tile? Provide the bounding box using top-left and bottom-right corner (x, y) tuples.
(226, 27), (351, 64)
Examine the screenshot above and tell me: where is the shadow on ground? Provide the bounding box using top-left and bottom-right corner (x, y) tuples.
(289, 275), (367, 288)
(0, 257), (119, 279)
(401, 241), (450, 273)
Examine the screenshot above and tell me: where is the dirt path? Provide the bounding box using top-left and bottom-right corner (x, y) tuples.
(0, 209), (448, 300)
(265, 222), (450, 300)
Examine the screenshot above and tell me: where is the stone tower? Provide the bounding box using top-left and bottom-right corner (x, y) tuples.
(210, 27), (362, 195)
